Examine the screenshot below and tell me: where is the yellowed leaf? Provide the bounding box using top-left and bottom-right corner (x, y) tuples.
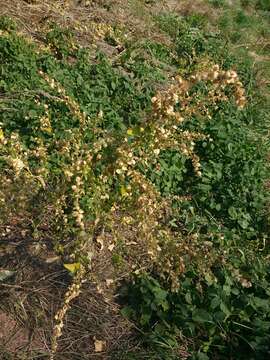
(94, 338), (106, 352)
(127, 241), (137, 246)
(96, 285), (103, 294)
(108, 243), (115, 252)
(36, 175), (46, 189)
(96, 236), (104, 250)
(42, 126), (52, 134)
(63, 262), (81, 273)
(105, 279), (114, 286)
(120, 185), (127, 197)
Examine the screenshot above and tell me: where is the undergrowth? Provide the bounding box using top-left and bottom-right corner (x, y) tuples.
(0, 1), (270, 359)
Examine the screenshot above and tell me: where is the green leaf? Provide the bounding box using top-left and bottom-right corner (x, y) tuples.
(185, 292), (192, 304)
(28, 109), (37, 118)
(220, 302), (231, 317)
(192, 309), (212, 323)
(228, 206), (237, 219)
(111, 81), (116, 90)
(197, 351), (209, 360)
(238, 218), (249, 229)
(140, 312), (151, 326)
(205, 273), (215, 285)
(120, 306), (134, 319)
(210, 296), (220, 310)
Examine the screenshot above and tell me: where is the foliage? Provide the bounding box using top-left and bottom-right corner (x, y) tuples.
(120, 7), (270, 360)
(0, 0), (269, 358)
(123, 248), (270, 359)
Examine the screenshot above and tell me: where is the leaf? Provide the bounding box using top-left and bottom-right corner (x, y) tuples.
(197, 351), (209, 360)
(220, 302), (231, 317)
(228, 206), (237, 219)
(96, 236), (104, 250)
(0, 269), (15, 281)
(120, 185), (127, 196)
(192, 309), (212, 323)
(121, 306), (134, 318)
(45, 256), (60, 264)
(210, 296), (220, 310)
(94, 338), (106, 352)
(108, 243), (115, 251)
(105, 279), (114, 286)
(153, 287), (168, 304)
(205, 273), (215, 285)
(140, 312), (151, 325)
(111, 81), (116, 90)
(215, 203), (221, 211)
(29, 109), (37, 118)
(185, 292), (192, 304)
(63, 262), (81, 273)
(238, 219), (249, 229)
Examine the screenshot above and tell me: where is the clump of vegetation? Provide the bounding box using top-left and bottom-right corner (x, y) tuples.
(0, 0), (269, 359)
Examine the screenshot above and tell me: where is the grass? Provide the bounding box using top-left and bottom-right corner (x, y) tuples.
(0, 0), (269, 359)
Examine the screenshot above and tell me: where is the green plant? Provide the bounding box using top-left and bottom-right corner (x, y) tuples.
(123, 248), (270, 359)
(1, 1), (270, 358)
(118, 6), (270, 360)
(256, 0), (270, 11)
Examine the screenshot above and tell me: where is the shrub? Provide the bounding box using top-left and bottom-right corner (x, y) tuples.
(0, 9), (269, 360)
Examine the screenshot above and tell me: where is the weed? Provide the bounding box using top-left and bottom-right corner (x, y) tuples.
(0, 0), (269, 358)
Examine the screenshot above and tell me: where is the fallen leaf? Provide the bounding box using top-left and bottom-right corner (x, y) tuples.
(45, 256), (60, 264)
(94, 338), (106, 352)
(105, 279), (114, 286)
(127, 241), (137, 246)
(96, 236), (104, 251)
(108, 243), (115, 251)
(96, 285), (103, 294)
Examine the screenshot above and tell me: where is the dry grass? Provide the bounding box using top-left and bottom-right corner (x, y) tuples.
(0, 0), (218, 55)
(0, 0), (172, 48)
(151, 0), (219, 19)
(0, 224), (139, 359)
